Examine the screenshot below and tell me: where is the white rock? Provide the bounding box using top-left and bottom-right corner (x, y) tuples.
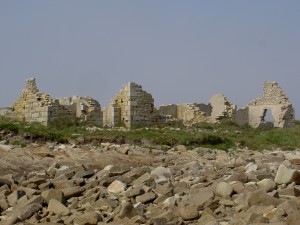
(103, 165), (113, 171)
(108, 180), (127, 193)
(245, 162), (258, 173)
(151, 166), (171, 178)
(163, 196), (177, 208)
(58, 144), (66, 150)
(275, 164), (300, 184)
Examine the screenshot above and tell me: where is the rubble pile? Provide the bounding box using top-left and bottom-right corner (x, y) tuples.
(0, 142), (300, 224)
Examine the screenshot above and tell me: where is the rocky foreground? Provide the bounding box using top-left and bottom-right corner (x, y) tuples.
(1, 141), (300, 225)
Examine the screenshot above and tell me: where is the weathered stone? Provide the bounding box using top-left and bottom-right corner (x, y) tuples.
(52, 176), (73, 189)
(55, 165), (75, 179)
(151, 166), (171, 179)
(277, 199), (298, 216)
(116, 146), (130, 155)
(0, 198), (9, 211)
(257, 179), (276, 192)
(125, 185), (145, 198)
(73, 168), (95, 179)
(41, 189), (65, 204)
(107, 180), (127, 193)
(162, 196), (177, 208)
(15, 195), (44, 210)
(21, 177), (46, 187)
(154, 182), (173, 196)
(0, 184), (10, 194)
(287, 212), (300, 225)
(230, 181), (245, 194)
(7, 190), (26, 206)
(136, 192), (157, 204)
(47, 162), (60, 177)
(115, 201), (138, 219)
(274, 164), (300, 184)
(215, 182), (234, 197)
(0, 177), (13, 187)
(248, 189), (281, 207)
(149, 209), (178, 224)
(174, 144), (188, 152)
(121, 166), (151, 183)
(108, 164), (131, 176)
(149, 217), (167, 225)
(73, 211), (103, 225)
(96, 198), (118, 212)
(263, 207), (286, 222)
(245, 162), (258, 173)
(38, 181), (53, 191)
(133, 172), (156, 188)
(48, 199), (70, 215)
(61, 186), (85, 199)
(6, 203), (42, 225)
(198, 211), (217, 225)
(188, 186), (214, 208)
(226, 173), (248, 183)
(278, 187), (300, 197)
(179, 203), (199, 220)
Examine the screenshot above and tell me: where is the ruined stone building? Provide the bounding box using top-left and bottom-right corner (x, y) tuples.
(10, 78), (72, 125)
(234, 82), (295, 128)
(209, 94), (237, 123)
(103, 82), (155, 128)
(157, 94), (236, 125)
(157, 104), (211, 125)
(0, 78), (295, 128)
(57, 96), (102, 126)
(0, 78), (102, 126)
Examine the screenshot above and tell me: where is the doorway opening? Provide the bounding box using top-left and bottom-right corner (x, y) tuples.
(261, 108), (275, 127)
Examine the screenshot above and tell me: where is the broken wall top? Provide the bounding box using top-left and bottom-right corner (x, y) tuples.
(12, 78), (57, 110)
(110, 82), (154, 105)
(24, 78), (39, 94)
(249, 81), (291, 106)
(57, 96), (101, 108)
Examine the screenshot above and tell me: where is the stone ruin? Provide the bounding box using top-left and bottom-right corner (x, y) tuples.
(234, 81), (295, 128)
(57, 96), (102, 126)
(156, 94), (236, 125)
(0, 78), (295, 128)
(11, 78), (71, 125)
(0, 78), (102, 126)
(103, 82), (155, 128)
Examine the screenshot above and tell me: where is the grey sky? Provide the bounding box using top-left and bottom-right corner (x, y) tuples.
(1, 1), (300, 117)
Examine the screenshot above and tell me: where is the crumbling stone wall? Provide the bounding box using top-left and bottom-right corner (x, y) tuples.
(158, 95), (237, 125)
(234, 82), (294, 128)
(103, 82), (155, 128)
(233, 108), (249, 126)
(0, 107), (17, 119)
(157, 104), (178, 119)
(157, 103), (212, 124)
(7, 78), (103, 126)
(11, 78), (73, 125)
(57, 96), (102, 126)
(177, 104), (210, 123)
(209, 94), (236, 123)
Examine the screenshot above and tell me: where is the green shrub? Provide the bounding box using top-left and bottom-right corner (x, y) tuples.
(0, 122), (19, 133)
